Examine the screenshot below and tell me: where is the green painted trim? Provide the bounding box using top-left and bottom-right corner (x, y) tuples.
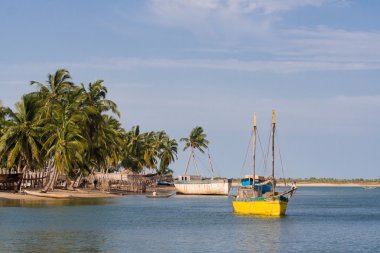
(234, 195), (288, 203)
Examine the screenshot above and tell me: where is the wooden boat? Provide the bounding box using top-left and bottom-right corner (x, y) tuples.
(174, 143), (230, 195)
(157, 181), (173, 186)
(362, 186), (377, 190)
(232, 111), (297, 216)
(24, 190), (76, 199)
(145, 192), (174, 198)
(174, 176), (230, 195)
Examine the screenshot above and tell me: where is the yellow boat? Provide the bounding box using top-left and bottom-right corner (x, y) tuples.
(232, 195), (288, 216)
(232, 110), (296, 217)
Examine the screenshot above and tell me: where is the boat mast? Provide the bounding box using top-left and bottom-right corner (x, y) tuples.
(252, 113), (257, 191)
(272, 110), (276, 196)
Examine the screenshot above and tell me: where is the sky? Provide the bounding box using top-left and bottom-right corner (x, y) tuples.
(1, 0), (380, 179)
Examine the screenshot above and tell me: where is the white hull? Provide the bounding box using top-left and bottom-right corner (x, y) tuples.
(174, 179), (230, 195)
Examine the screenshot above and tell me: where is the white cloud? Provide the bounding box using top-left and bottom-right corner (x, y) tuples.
(279, 27), (380, 62)
(148, 0), (334, 41)
(144, 0), (380, 71)
(151, 0), (329, 15)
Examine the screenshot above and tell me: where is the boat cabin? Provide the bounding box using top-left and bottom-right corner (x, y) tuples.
(240, 175), (274, 194)
(177, 175), (202, 181)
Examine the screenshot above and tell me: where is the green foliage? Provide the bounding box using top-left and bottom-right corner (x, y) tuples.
(121, 127), (178, 174)
(0, 94), (43, 170)
(180, 126), (209, 153)
(0, 69), (178, 180)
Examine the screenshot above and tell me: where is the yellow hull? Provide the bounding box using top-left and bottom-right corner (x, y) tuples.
(232, 198), (288, 216)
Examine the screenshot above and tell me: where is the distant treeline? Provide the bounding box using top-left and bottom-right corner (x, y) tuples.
(279, 177), (380, 183)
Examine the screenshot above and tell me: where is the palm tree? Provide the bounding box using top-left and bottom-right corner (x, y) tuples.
(81, 80), (120, 116)
(180, 126), (209, 153)
(180, 126), (209, 175)
(0, 94), (43, 190)
(79, 81), (121, 173)
(0, 100), (6, 135)
(30, 69), (74, 118)
(143, 131), (170, 172)
(121, 125), (147, 173)
(158, 138), (178, 175)
(101, 115), (126, 172)
(41, 100), (87, 192)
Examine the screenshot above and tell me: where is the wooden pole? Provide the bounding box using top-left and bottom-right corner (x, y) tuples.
(252, 113), (257, 192)
(272, 110), (276, 197)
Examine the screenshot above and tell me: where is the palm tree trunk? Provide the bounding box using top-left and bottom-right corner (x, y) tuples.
(68, 172), (82, 190)
(65, 175), (73, 190)
(41, 166), (57, 193)
(51, 169), (60, 191)
(17, 165), (27, 192)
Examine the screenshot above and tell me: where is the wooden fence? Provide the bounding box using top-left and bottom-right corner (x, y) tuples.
(22, 171), (50, 189)
(90, 172), (162, 193)
(0, 170), (50, 190)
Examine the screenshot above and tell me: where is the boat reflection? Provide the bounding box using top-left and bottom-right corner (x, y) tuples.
(233, 215), (282, 253)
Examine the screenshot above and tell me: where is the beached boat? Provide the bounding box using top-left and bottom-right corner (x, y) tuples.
(157, 181), (173, 186)
(24, 190), (76, 199)
(232, 111), (296, 216)
(174, 175), (230, 195)
(145, 192), (174, 198)
(174, 128), (231, 195)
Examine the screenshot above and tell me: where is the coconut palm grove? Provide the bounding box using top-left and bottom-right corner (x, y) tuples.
(0, 69), (192, 191)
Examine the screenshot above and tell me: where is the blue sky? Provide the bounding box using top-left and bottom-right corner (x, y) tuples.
(1, 0), (380, 178)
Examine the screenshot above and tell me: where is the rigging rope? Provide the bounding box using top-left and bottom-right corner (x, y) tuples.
(256, 128), (269, 177)
(207, 147), (220, 177)
(239, 130), (253, 179)
(263, 122), (272, 177)
(275, 130), (288, 190)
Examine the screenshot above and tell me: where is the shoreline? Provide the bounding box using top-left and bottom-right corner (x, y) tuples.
(277, 183), (380, 187)
(0, 185), (176, 201)
(1, 183), (379, 201)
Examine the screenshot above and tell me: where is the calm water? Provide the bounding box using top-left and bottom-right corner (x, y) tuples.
(1, 187), (380, 253)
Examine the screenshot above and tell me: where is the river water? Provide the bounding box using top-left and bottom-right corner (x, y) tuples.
(0, 187), (379, 253)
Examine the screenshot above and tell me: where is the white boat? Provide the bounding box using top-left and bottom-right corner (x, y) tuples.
(176, 127), (231, 195)
(174, 175), (230, 195)
(362, 186), (377, 190)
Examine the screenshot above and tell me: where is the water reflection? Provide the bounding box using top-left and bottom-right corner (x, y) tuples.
(0, 188), (379, 252)
(3, 230), (107, 252)
(0, 198), (116, 208)
(233, 215), (282, 253)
